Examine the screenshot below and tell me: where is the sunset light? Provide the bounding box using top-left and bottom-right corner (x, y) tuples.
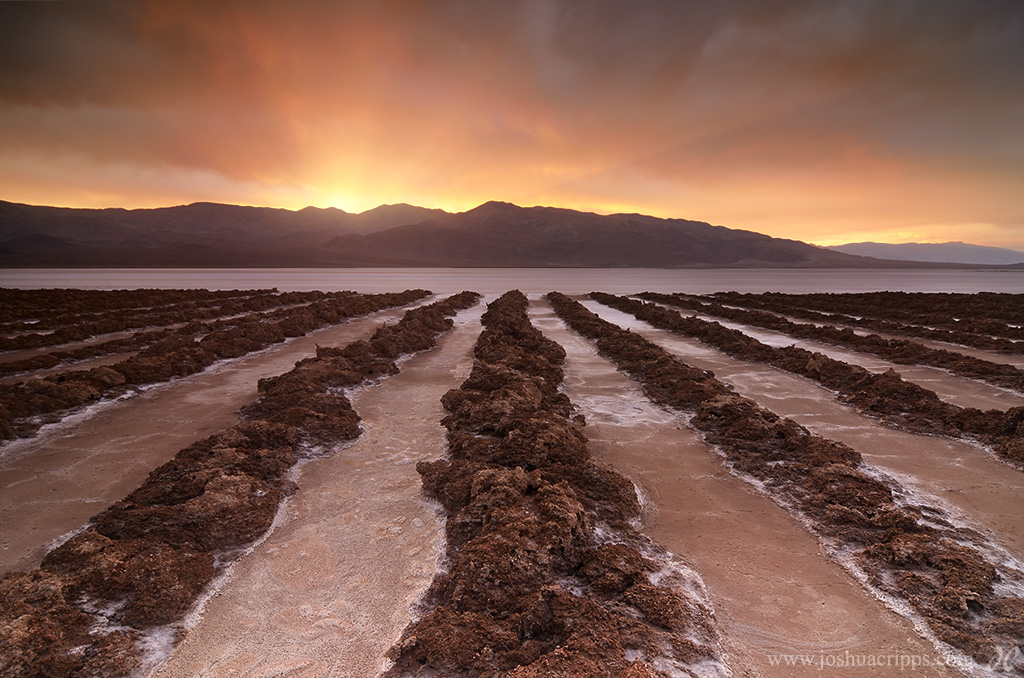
(1, 0), (1023, 248)
(4, 5), (1024, 675)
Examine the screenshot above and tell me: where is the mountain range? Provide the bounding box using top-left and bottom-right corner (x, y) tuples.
(829, 241), (1024, 266)
(0, 199), (1013, 269)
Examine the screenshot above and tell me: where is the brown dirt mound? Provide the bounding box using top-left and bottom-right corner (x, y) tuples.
(645, 291), (1024, 386)
(611, 292), (1024, 467)
(548, 291), (1024, 668)
(709, 290), (1024, 352)
(0, 289), (435, 442)
(0, 569), (141, 677)
(385, 291), (725, 677)
(41, 531), (216, 628)
(0, 291), (483, 675)
(89, 473), (283, 554)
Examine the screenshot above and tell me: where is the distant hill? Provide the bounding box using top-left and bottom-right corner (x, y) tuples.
(829, 241), (1024, 266)
(0, 198), (980, 268)
(0, 200), (444, 267)
(320, 201), (881, 268)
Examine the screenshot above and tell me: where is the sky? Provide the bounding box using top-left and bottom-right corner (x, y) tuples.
(1, 0), (1023, 249)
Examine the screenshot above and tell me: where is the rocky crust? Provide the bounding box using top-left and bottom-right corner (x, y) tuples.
(385, 291), (728, 678)
(641, 292), (1024, 392)
(548, 291), (1024, 672)
(708, 291), (1024, 355)
(0, 327), (175, 378)
(0, 289), (434, 441)
(616, 293), (1024, 467)
(729, 291), (1024, 338)
(0, 288), (288, 351)
(0, 291), (480, 677)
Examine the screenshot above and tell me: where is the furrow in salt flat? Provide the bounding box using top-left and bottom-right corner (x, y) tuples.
(153, 304), (482, 678)
(680, 310), (1024, 411)
(0, 303), (423, 574)
(869, 334), (1024, 371)
(0, 351), (137, 384)
(530, 300), (958, 678)
(582, 300), (1024, 562)
(755, 309), (1024, 371)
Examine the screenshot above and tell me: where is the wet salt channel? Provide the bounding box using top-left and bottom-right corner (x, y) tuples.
(736, 306), (1024, 372)
(0, 351), (136, 384)
(0, 302), (424, 574)
(582, 300), (1024, 564)
(153, 303), (484, 677)
(679, 310), (1024, 411)
(862, 330), (1024, 372)
(0, 299), (276, 364)
(4, 285), (1020, 676)
(529, 300), (957, 678)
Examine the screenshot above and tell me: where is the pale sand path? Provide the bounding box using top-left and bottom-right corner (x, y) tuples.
(0, 302), (424, 574)
(585, 300), (1024, 563)
(531, 300), (958, 678)
(154, 303), (482, 678)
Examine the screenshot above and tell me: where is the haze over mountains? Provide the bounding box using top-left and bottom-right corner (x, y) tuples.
(829, 241), (1024, 266)
(0, 199), (1010, 269)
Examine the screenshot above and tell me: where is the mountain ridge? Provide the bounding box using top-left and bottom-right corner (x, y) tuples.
(829, 241), (1024, 266)
(0, 199), (1008, 269)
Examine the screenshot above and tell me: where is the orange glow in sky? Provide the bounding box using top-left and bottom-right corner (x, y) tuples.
(1, 0), (1023, 248)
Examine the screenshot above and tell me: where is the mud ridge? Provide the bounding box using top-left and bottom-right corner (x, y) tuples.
(0, 290), (434, 442)
(548, 292), (1024, 673)
(640, 292), (1024, 392)
(0, 288), (262, 330)
(718, 291), (1024, 339)
(0, 328), (178, 378)
(0, 289), (297, 351)
(0, 290), (377, 376)
(625, 292), (1024, 468)
(706, 291), (1024, 356)
(385, 290), (729, 678)
(0, 291), (481, 677)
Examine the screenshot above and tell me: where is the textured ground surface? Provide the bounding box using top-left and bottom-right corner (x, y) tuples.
(1, 288), (1022, 676)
